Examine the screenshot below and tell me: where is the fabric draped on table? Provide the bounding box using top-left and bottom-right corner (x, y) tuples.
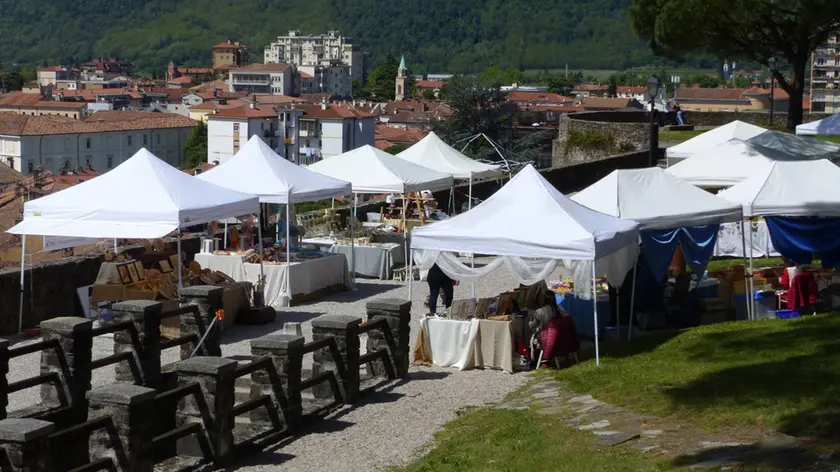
(640, 225), (720, 281)
(412, 243), (638, 300)
(713, 220), (779, 258)
(765, 216), (840, 268)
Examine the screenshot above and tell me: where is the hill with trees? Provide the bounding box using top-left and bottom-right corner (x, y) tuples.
(0, 0), (716, 75)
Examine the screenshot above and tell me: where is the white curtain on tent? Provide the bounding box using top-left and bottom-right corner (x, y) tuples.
(412, 243), (637, 299)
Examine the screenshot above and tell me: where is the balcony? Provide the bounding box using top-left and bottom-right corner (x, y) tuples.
(231, 76), (270, 85)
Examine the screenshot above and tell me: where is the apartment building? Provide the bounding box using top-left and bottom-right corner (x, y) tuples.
(298, 103), (375, 163)
(264, 30), (364, 82)
(0, 111), (195, 174)
(213, 41), (249, 69)
(228, 63), (293, 95)
(811, 32), (840, 113)
(0, 92), (88, 119)
(297, 64), (352, 97)
(206, 104), (302, 164)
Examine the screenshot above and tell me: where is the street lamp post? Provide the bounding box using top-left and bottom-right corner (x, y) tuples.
(646, 76), (661, 167)
(768, 57), (777, 127)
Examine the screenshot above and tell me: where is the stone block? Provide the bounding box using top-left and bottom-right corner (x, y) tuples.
(250, 335), (304, 430)
(311, 317), (360, 403)
(113, 301), (163, 388)
(179, 286), (223, 358)
(0, 418), (54, 472)
(366, 298), (411, 314)
(311, 314), (362, 330)
(88, 384), (156, 472)
(86, 384), (157, 405)
(40, 317), (92, 426)
(0, 419), (54, 442)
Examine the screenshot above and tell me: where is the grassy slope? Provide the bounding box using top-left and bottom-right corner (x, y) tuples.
(556, 316), (840, 438)
(392, 408), (662, 472)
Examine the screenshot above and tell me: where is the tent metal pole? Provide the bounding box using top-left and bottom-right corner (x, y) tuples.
(449, 185), (454, 214)
(616, 286), (620, 342)
(177, 230), (183, 289)
(257, 213), (265, 294)
(114, 238), (118, 254)
(223, 221), (228, 249)
(749, 221), (756, 319)
(408, 248), (414, 301)
(351, 193), (356, 280)
(468, 177), (473, 211)
(471, 254), (476, 298)
(628, 263), (637, 341)
(19, 235), (26, 334)
(286, 204), (291, 304)
(740, 220), (751, 320)
(592, 262), (600, 367)
(402, 193), (408, 271)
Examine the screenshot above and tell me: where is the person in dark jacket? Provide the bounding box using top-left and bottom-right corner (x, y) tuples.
(427, 263), (454, 314)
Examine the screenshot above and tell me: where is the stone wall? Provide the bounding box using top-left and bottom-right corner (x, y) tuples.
(552, 114), (654, 168)
(0, 237), (201, 335)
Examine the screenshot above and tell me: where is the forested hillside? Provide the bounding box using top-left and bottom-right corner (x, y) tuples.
(0, 0), (710, 74)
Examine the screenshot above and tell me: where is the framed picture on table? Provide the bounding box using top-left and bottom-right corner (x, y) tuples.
(159, 260), (173, 273)
(169, 254), (180, 271)
(450, 299), (476, 320)
(127, 263), (140, 283)
(133, 261), (146, 281)
(117, 264), (133, 285)
(496, 291), (518, 315)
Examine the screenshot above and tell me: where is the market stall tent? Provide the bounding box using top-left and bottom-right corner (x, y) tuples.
(396, 132), (502, 179)
(665, 120), (767, 166)
(795, 114), (840, 136)
(306, 145), (453, 193)
(572, 168), (745, 333)
(198, 135), (351, 203)
(197, 135), (354, 294)
(745, 130), (840, 162)
(665, 138), (799, 188)
(6, 148), (259, 332)
(409, 165), (640, 365)
(571, 168), (742, 230)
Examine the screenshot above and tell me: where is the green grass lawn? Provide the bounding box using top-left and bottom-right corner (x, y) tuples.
(705, 256), (785, 272)
(392, 408), (663, 472)
(659, 129), (707, 143)
(556, 315), (840, 439)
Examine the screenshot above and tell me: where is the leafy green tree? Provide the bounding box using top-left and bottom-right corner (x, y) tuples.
(607, 76), (618, 97)
(421, 88), (437, 100)
(0, 72), (24, 92)
(384, 144), (409, 155)
(686, 74), (723, 88)
(366, 54), (400, 100)
(183, 122), (207, 169)
(630, 0), (840, 128)
(352, 80), (371, 98)
(547, 76), (576, 95)
(732, 76), (754, 88)
(436, 75), (511, 143)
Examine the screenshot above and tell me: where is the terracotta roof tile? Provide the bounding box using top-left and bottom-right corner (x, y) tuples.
(209, 105), (278, 119)
(416, 80), (444, 89)
(302, 104), (375, 120)
(507, 91), (572, 105)
(616, 86), (646, 94)
(581, 97), (635, 109)
(0, 111), (196, 136)
(168, 76), (193, 84)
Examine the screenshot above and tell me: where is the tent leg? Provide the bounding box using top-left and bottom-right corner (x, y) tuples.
(19, 235), (26, 334)
(616, 286), (620, 342)
(223, 221), (228, 249)
(468, 177), (473, 211)
(286, 204), (292, 303)
(114, 238), (118, 255)
(177, 230), (183, 289)
(351, 193), (356, 280)
(628, 263), (637, 341)
(448, 185), (454, 214)
(749, 221), (755, 320)
(592, 262), (600, 367)
(257, 213), (265, 298)
(402, 193), (408, 269)
(408, 248), (414, 301)
(740, 220), (751, 320)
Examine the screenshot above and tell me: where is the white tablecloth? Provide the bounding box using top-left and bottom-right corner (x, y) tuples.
(330, 243), (404, 279)
(418, 318), (514, 373)
(193, 253), (354, 307)
(714, 221), (780, 258)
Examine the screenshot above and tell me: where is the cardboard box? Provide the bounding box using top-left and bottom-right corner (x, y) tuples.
(89, 284), (126, 307)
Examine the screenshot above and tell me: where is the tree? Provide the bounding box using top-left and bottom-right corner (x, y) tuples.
(436, 75), (512, 143)
(0, 72), (24, 92)
(547, 76), (576, 95)
(352, 80), (371, 99)
(366, 54), (400, 100)
(607, 76), (618, 98)
(630, 0), (840, 128)
(384, 144), (409, 155)
(421, 88), (437, 100)
(183, 122), (207, 169)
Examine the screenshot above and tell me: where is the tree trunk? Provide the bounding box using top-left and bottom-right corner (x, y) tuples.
(777, 57), (807, 130)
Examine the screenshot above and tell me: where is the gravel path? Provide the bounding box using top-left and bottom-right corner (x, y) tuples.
(4, 257), (565, 471)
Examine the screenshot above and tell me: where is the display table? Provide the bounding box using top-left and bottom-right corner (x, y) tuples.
(555, 293), (610, 341)
(412, 318), (518, 373)
(193, 253), (354, 307)
(301, 238), (405, 279)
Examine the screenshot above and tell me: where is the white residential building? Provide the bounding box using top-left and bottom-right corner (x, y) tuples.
(0, 111), (195, 174)
(206, 104), (303, 164)
(298, 104), (375, 163)
(228, 63), (293, 95)
(264, 30), (364, 82)
(811, 31), (840, 114)
(297, 65), (352, 97)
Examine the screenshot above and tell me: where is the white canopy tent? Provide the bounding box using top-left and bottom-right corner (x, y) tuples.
(7, 148), (259, 332)
(197, 135), (353, 297)
(307, 145), (454, 194)
(718, 159), (840, 318)
(308, 145), (454, 276)
(572, 167), (745, 335)
(409, 165), (640, 365)
(665, 138), (799, 188)
(665, 120), (767, 166)
(745, 130), (840, 162)
(796, 114), (840, 136)
(396, 132), (503, 212)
